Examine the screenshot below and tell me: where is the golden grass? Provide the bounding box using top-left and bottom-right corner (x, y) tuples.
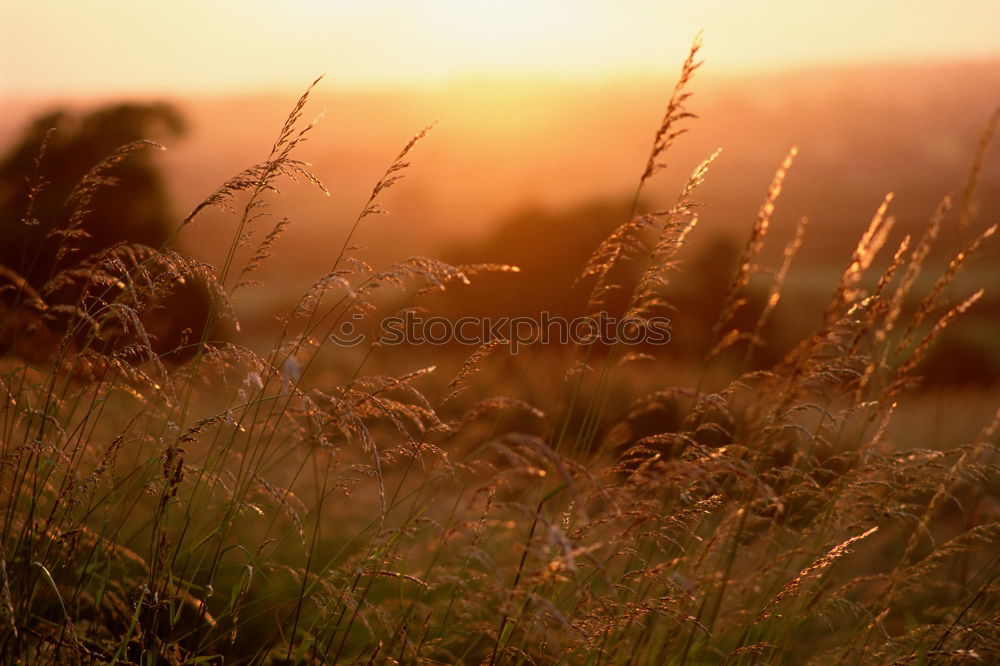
(1, 40), (1000, 664)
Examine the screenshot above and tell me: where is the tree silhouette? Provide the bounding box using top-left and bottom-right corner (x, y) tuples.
(0, 102), (217, 362)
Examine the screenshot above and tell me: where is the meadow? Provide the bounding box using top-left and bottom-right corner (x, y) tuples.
(1, 42), (1000, 664)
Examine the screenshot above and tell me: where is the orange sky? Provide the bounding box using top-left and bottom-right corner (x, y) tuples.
(3, 0), (1000, 97)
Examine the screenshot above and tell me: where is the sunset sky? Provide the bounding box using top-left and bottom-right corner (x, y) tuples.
(3, 0), (1000, 97)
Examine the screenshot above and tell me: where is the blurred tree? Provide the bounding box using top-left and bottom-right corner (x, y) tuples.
(0, 102), (216, 361)
(0, 103), (184, 281)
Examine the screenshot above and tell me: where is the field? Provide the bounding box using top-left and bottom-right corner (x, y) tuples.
(2, 42), (1000, 664)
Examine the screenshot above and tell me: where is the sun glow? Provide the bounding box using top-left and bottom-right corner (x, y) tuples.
(411, 0), (587, 70)
(2, 0), (1000, 96)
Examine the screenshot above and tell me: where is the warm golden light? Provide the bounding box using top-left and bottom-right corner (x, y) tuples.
(3, 0), (1000, 97)
(1, 1), (999, 662)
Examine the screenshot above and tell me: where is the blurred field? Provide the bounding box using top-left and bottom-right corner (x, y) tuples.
(6, 61), (999, 265)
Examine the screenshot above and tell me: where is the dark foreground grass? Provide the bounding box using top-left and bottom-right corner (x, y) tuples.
(2, 43), (1000, 664)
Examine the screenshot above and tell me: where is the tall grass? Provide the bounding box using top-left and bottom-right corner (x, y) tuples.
(2, 43), (1000, 664)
